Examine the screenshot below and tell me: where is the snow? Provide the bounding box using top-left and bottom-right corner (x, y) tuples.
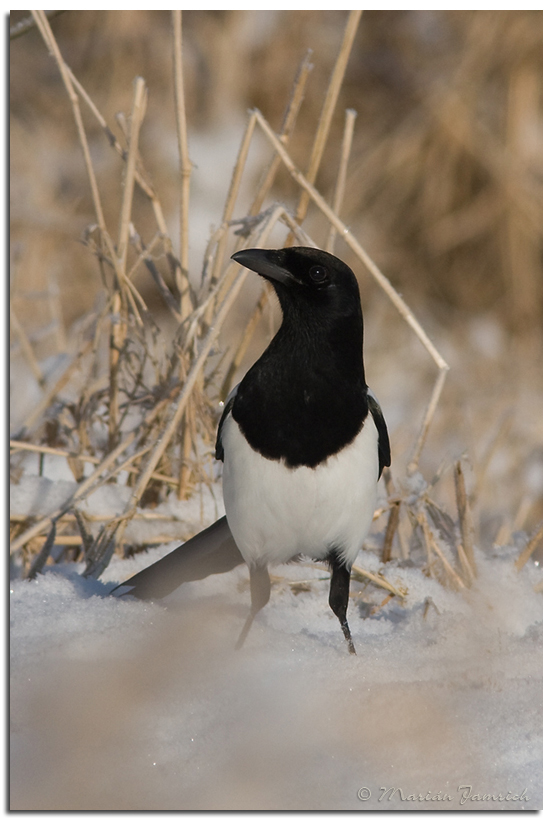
(10, 492), (542, 811)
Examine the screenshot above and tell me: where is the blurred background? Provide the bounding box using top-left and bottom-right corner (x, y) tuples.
(10, 10), (542, 543)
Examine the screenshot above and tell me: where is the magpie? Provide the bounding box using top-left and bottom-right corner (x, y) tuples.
(112, 247), (390, 654)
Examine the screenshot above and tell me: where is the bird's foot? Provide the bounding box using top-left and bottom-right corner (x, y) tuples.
(341, 620), (357, 655)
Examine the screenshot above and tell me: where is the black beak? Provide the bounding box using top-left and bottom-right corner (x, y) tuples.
(231, 248), (295, 287)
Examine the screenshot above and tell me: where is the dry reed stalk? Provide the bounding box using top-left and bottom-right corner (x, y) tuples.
(27, 533), (194, 549)
(361, 592), (395, 617)
(249, 50), (313, 215)
(108, 290), (124, 449)
(419, 511), (466, 590)
(197, 225), (228, 300)
(292, 10), (362, 232)
(10, 304), (45, 388)
(31, 12), (117, 271)
(108, 77), (148, 448)
(26, 521), (57, 580)
(10, 10), (64, 40)
(493, 520), (510, 548)
(381, 502), (401, 564)
(171, 10), (193, 318)
(65, 65), (171, 238)
(210, 111), (259, 290)
(31, 535), (82, 548)
(66, 454), (84, 484)
(453, 459), (477, 576)
(276, 209), (319, 247)
(408, 367), (449, 474)
(396, 507), (412, 561)
(514, 525), (543, 573)
(380, 468), (400, 563)
(273, 578), (324, 595)
(11, 510), (189, 525)
(175, 355), (196, 503)
(350, 565), (405, 599)
(73, 507), (94, 561)
(117, 78), (147, 274)
(410, 509), (435, 579)
(102, 443), (159, 487)
(326, 108), (357, 254)
(119, 268), (148, 319)
(494, 494), (535, 548)
(499, 508), (521, 549)
(456, 542), (476, 586)
(178, 399), (195, 500)
(513, 496), (534, 531)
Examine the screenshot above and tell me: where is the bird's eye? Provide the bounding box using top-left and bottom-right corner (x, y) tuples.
(308, 265), (328, 284)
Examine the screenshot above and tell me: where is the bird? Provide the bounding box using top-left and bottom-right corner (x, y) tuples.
(112, 247), (390, 654)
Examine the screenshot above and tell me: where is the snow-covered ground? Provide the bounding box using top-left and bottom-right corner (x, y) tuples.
(10, 477), (542, 810)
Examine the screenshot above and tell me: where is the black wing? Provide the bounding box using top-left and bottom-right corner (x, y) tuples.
(215, 386), (238, 462)
(367, 389), (391, 479)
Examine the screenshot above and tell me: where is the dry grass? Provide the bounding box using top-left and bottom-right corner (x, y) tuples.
(10, 11), (542, 602)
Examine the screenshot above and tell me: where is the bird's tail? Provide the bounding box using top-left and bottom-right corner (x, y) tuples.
(111, 516), (244, 600)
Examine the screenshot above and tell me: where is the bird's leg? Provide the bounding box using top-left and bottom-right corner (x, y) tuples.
(328, 556), (356, 655)
(235, 564), (271, 650)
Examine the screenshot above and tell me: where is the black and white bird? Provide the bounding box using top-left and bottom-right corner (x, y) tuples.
(112, 247), (390, 654)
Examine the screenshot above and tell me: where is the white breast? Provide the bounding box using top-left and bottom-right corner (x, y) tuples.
(221, 413), (380, 568)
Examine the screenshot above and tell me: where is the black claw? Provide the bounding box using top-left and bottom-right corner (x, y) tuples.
(341, 620), (357, 655)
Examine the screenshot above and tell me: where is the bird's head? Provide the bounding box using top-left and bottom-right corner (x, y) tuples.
(231, 246), (362, 320)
